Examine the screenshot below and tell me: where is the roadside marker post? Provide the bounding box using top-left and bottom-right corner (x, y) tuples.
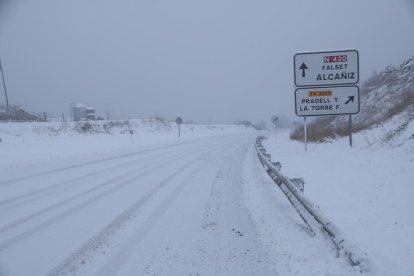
(129, 130), (134, 144)
(270, 115), (279, 138)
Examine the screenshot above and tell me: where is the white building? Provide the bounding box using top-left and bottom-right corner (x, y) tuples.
(85, 106), (95, 120)
(70, 103), (95, 121)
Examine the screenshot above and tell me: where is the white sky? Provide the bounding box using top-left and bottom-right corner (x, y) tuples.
(0, 0), (414, 123)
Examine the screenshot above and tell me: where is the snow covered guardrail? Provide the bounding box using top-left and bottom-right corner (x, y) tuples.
(255, 136), (370, 273)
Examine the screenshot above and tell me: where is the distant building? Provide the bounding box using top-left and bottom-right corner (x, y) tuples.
(70, 103), (95, 121)
(85, 107), (95, 120)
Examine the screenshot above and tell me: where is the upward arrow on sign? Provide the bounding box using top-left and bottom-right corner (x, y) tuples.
(299, 63), (308, 77)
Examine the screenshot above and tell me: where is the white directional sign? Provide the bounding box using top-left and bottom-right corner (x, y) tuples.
(295, 86), (359, 116)
(294, 50), (359, 87)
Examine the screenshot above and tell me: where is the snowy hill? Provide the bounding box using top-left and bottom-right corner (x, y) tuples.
(361, 57), (414, 124)
(0, 105), (41, 121)
(291, 56), (414, 143)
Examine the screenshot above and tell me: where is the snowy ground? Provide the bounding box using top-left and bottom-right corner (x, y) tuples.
(0, 119), (251, 167)
(0, 120), (362, 275)
(263, 116), (414, 276)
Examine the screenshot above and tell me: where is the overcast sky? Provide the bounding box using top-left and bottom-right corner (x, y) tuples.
(0, 0), (414, 123)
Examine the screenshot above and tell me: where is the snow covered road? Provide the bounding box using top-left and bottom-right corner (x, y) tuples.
(0, 133), (359, 275)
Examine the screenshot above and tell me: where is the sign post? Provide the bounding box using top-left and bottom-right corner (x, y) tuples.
(175, 117), (183, 137)
(349, 114), (353, 147)
(294, 49), (360, 148)
(304, 116), (308, 152)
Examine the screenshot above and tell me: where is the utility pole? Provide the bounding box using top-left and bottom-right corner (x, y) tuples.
(0, 57), (10, 112)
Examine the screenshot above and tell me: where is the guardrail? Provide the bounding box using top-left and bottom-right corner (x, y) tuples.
(255, 136), (371, 272)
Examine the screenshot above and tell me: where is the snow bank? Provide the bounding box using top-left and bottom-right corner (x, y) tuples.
(263, 119), (414, 275)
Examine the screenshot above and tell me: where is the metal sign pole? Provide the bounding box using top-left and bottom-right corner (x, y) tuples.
(304, 116), (308, 152)
(349, 114), (353, 148)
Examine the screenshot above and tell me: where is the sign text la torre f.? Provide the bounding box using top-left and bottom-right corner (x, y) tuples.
(295, 86), (359, 116)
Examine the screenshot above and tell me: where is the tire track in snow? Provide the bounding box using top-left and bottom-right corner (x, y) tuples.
(0, 141), (224, 251)
(95, 145), (232, 276)
(192, 145), (271, 275)
(0, 139), (205, 186)
(0, 147), (192, 234)
(139, 144), (248, 276)
(0, 140), (210, 211)
(46, 143), (231, 276)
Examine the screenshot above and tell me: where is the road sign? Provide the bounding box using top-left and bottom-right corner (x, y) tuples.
(295, 86), (359, 116)
(175, 117), (183, 124)
(294, 50), (359, 87)
(270, 116), (279, 124)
